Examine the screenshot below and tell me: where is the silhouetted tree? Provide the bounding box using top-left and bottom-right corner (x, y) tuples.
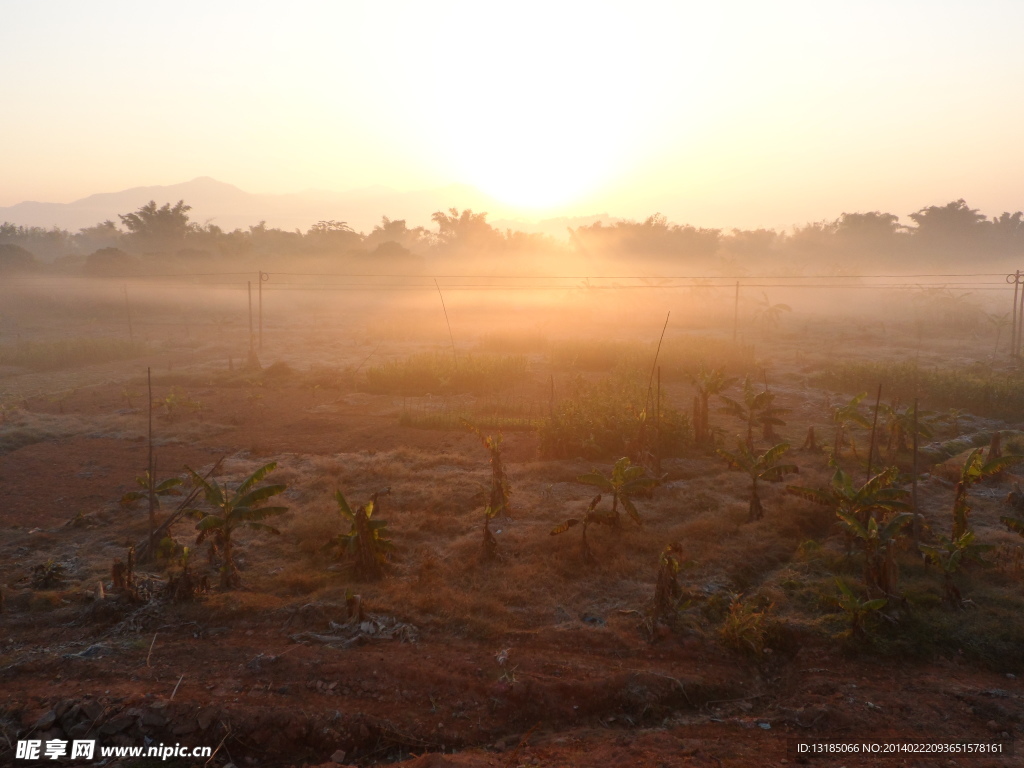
(431, 208), (503, 251)
(908, 199), (986, 248)
(119, 200), (195, 251)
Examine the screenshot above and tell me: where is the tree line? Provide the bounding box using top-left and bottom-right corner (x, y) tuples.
(2, 198), (1023, 274)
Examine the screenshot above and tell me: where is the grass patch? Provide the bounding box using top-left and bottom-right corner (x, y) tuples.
(363, 352), (528, 395)
(548, 335), (754, 378)
(0, 337), (145, 371)
(399, 410), (540, 432)
(539, 372), (690, 459)
(815, 361), (1024, 419)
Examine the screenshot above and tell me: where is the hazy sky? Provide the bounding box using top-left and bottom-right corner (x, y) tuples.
(3, 1), (1023, 228)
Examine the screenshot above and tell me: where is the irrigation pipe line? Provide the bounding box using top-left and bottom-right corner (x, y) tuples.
(0, 270), (1013, 281)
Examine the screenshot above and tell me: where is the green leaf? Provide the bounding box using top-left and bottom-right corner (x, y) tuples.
(235, 462), (279, 496)
(237, 505), (288, 521)
(622, 497), (642, 526)
(786, 485), (833, 506)
(577, 471), (612, 490)
(155, 478), (184, 494)
(551, 519), (580, 535)
(236, 484), (287, 509)
(334, 489), (355, 519)
(244, 522), (281, 535)
(196, 515), (225, 531)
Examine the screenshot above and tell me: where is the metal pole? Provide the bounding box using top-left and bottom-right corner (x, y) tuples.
(912, 397), (920, 547)
(866, 383), (882, 482)
(123, 285), (134, 345)
(258, 271), (267, 350)
(1010, 271), (1019, 358)
(733, 281), (740, 341)
(1017, 278), (1024, 358)
(247, 281), (254, 356)
(147, 367), (155, 556)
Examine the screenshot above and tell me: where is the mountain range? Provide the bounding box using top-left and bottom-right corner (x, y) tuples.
(0, 177), (615, 239)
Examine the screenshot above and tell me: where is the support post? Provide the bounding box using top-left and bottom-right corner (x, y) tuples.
(247, 280), (254, 356)
(912, 397), (920, 547)
(147, 367), (155, 557)
(866, 383), (882, 482)
(258, 271), (267, 350)
(123, 285), (134, 345)
(733, 281), (740, 341)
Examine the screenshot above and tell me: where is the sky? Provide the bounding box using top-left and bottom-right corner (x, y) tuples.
(3, 0), (1024, 229)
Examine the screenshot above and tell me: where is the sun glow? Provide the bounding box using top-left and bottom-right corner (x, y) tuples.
(409, 2), (704, 212)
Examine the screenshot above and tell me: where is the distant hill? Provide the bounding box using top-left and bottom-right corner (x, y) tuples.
(0, 177), (530, 235)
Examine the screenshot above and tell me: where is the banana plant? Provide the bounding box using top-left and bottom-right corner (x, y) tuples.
(550, 494), (615, 564)
(830, 392), (870, 459)
(837, 509), (912, 597)
(920, 531), (993, 608)
(465, 422), (512, 560)
(651, 542), (689, 630)
(787, 465), (909, 528)
(753, 292), (792, 338)
(577, 456), (655, 527)
(952, 447), (1023, 538)
(834, 577), (887, 639)
(879, 401), (933, 462)
(689, 363), (736, 449)
(120, 471), (183, 509)
(719, 376), (778, 451)
(327, 488), (392, 580)
(717, 441), (798, 522)
(186, 462), (288, 589)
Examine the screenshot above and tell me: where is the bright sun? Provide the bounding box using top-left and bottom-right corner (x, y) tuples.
(414, 4), (671, 212)
(444, 116), (625, 210)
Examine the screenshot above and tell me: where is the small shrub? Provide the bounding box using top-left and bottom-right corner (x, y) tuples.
(719, 593), (773, 657)
(31, 559), (68, 589)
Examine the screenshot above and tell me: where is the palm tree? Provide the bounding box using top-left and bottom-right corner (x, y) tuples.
(717, 441), (799, 522)
(577, 456), (655, 527)
(186, 462), (288, 588)
(689, 364), (736, 449)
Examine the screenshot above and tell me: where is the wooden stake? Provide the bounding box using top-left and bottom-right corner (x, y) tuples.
(247, 280), (254, 356)
(258, 270), (266, 350)
(434, 278), (457, 371)
(866, 383), (882, 482)
(147, 367), (155, 556)
(123, 284), (134, 345)
(733, 281), (740, 341)
(912, 397), (920, 547)
(169, 674), (184, 701)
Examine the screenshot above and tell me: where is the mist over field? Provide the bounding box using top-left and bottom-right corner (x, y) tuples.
(5, 2), (1024, 765)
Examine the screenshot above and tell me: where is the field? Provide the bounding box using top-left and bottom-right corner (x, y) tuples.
(1, 274), (1023, 768)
